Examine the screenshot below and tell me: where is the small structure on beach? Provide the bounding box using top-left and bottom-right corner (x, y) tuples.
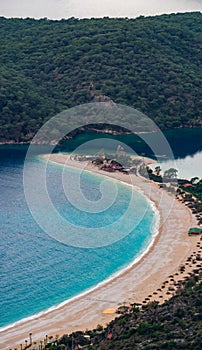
(183, 183), (193, 188)
(116, 305), (130, 314)
(102, 308), (117, 314)
(188, 227), (202, 236)
(101, 160), (123, 172)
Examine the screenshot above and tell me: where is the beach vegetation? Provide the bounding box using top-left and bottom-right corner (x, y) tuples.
(190, 177), (200, 185)
(155, 166), (161, 176)
(163, 168), (178, 180)
(178, 178), (202, 222)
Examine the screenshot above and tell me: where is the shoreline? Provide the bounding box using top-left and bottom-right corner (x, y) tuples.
(0, 154), (160, 332)
(0, 125), (201, 145)
(0, 195), (160, 331)
(0, 208), (159, 335)
(1, 153), (200, 349)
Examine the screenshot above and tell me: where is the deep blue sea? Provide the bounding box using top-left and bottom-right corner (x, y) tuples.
(0, 128), (201, 329)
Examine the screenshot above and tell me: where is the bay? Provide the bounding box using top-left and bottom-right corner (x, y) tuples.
(0, 146), (155, 328)
(0, 127), (201, 328)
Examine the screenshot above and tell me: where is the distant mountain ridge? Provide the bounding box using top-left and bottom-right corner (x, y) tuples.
(0, 12), (201, 142)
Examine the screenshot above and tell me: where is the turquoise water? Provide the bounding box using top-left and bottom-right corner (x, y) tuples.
(0, 147), (156, 329)
(1, 127), (201, 329)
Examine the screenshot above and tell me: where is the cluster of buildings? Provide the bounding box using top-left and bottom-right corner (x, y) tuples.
(72, 153), (138, 174)
(99, 160), (131, 174)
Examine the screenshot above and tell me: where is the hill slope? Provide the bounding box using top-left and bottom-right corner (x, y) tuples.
(89, 280), (202, 349)
(0, 12), (201, 142)
(52, 275), (201, 350)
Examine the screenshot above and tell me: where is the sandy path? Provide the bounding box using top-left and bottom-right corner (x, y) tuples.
(0, 154), (199, 349)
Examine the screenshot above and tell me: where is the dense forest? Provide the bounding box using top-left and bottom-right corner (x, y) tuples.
(0, 12), (201, 142)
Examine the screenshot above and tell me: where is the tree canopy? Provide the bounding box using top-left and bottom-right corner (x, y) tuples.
(0, 12), (201, 142)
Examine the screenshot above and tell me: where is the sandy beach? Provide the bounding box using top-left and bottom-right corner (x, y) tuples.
(1, 153), (200, 349)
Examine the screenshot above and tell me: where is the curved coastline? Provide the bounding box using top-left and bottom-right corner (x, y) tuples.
(0, 155), (160, 332)
(0, 208), (159, 334)
(0, 153), (199, 349)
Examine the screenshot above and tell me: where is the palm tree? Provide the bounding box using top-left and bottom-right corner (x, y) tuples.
(44, 334), (48, 345)
(29, 332), (32, 345)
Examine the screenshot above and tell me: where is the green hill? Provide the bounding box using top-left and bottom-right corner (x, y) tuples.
(0, 12), (201, 142)
(45, 274), (202, 350)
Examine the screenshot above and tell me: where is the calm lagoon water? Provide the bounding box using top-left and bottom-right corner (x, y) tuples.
(149, 128), (202, 179)
(0, 127), (201, 328)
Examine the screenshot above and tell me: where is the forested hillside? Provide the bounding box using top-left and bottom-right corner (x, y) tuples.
(88, 279), (202, 350)
(45, 275), (202, 350)
(0, 12), (201, 142)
